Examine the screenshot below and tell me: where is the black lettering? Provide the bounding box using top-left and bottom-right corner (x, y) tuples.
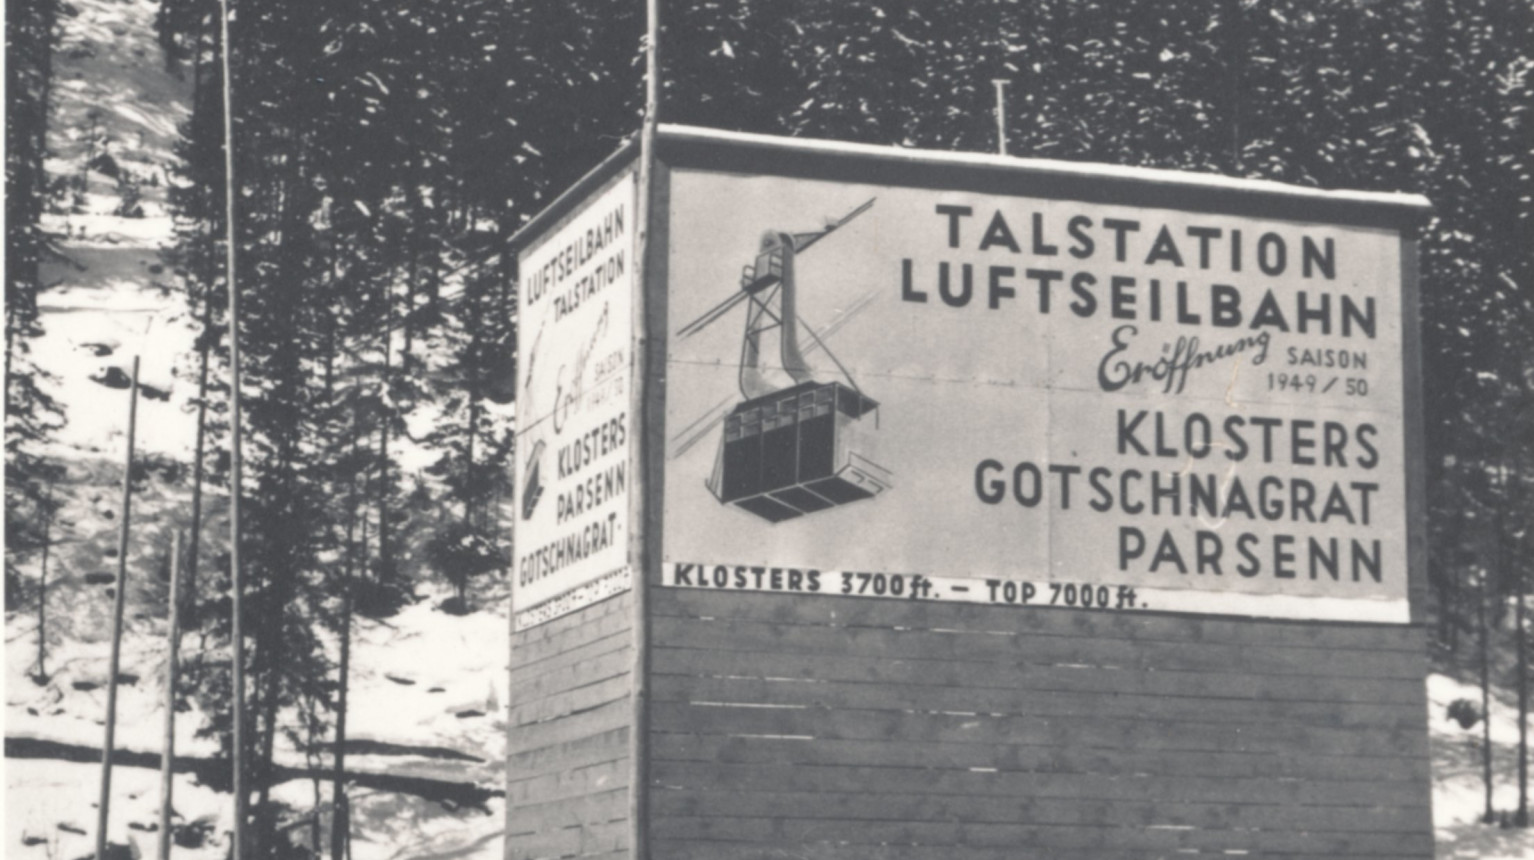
(1186, 226), (1222, 269)
(1031, 213), (1059, 256)
(1302, 236), (1335, 279)
(1258, 232), (1287, 276)
(980, 210), (1021, 252)
(1103, 218), (1141, 262)
(1067, 215), (1095, 259)
(988, 266), (1017, 309)
(1144, 225), (1185, 267)
(901, 258), (928, 303)
(1069, 271), (1097, 316)
(1119, 527), (1146, 571)
(935, 204), (972, 248)
(939, 262), (972, 307)
(1027, 268), (1062, 313)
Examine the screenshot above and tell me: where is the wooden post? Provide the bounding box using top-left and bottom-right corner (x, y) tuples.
(35, 476), (55, 680)
(1514, 460), (1529, 827)
(1481, 566), (1496, 823)
(217, 0), (248, 854)
(1520, 564), (1529, 827)
(159, 531), (183, 860)
(95, 355), (139, 860)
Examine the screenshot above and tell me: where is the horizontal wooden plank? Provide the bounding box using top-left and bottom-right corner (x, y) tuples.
(649, 701), (1427, 759)
(650, 646), (1425, 706)
(509, 788), (630, 832)
(509, 643), (628, 711)
(510, 726), (630, 778)
(652, 587), (1427, 653)
(512, 591), (633, 668)
(650, 814), (1434, 856)
(650, 837), (1429, 860)
(512, 673), (634, 727)
(649, 760), (1426, 808)
(508, 756), (630, 805)
(650, 785), (1429, 833)
(510, 634), (632, 696)
(506, 818), (629, 860)
(649, 614), (1426, 680)
(649, 733), (1428, 784)
(507, 697), (633, 755)
(649, 674), (1427, 732)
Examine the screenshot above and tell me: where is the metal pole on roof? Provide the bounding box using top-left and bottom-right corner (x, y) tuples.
(217, 0), (248, 856)
(992, 79), (1010, 156)
(630, 0), (659, 858)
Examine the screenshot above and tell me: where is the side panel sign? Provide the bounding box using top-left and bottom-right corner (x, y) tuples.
(514, 173), (636, 630)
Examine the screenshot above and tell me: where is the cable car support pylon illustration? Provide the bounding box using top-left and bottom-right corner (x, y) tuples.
(676, 198), (892, 523)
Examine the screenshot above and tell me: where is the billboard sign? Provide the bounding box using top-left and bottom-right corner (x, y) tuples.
(661, 169), (1411, 622)
(513, 172), (636, 630)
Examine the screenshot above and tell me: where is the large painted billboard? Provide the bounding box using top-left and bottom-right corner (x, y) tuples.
(662, 169), (1411, 622)
(513, 172), (635, 630)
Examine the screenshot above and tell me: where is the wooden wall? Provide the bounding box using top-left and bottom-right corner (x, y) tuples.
(647, 587), (1433, 860)
(505, 591), (635, 860)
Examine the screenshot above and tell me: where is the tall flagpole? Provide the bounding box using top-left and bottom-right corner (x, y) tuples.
(217, 0), (248, 856)
(991, 79), (1009, 156)
(630, 1), (659, 858)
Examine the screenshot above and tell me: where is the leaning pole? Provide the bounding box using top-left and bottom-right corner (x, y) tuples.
(95, 356), (139, 860)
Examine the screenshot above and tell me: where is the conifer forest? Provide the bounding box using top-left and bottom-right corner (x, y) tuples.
(4, 1), (1532, 858)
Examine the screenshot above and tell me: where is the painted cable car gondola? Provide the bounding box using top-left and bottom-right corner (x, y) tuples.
(677, 199), (891, 523)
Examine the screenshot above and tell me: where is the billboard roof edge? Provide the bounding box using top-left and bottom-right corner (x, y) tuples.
(656, 124), (1432, 230)
(508, 136), (641, 259)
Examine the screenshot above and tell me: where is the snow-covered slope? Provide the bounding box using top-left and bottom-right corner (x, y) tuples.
(36, 0), (196, 461)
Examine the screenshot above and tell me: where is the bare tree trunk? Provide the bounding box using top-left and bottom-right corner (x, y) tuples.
(185, 266), (214, 625)
(332, 425), (363, 860)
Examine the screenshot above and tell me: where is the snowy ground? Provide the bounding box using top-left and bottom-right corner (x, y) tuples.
(1428, 673), (1534, 859)
(5, 573), (510, 860)
(35, 0), (197, 463)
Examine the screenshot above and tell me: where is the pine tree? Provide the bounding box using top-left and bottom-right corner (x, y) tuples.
(5, 0), (65, 609)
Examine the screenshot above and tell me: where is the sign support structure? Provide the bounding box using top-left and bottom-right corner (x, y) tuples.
(506, 124), (1436, 860)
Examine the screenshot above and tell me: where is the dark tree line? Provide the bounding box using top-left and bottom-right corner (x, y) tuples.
(5, 0), (66, 611)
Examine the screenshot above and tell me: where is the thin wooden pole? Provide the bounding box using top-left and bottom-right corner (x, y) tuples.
(216, 0), (247, 856)
(630, 1), (659, 858)
(95, 356), (140, 860)
(1482, 567), (1496, 823)
(1513, 460), (1529, 827)
(159, 531), (183, 860)
(216, 20), (250, 860)
(35, 476), (55, 680)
